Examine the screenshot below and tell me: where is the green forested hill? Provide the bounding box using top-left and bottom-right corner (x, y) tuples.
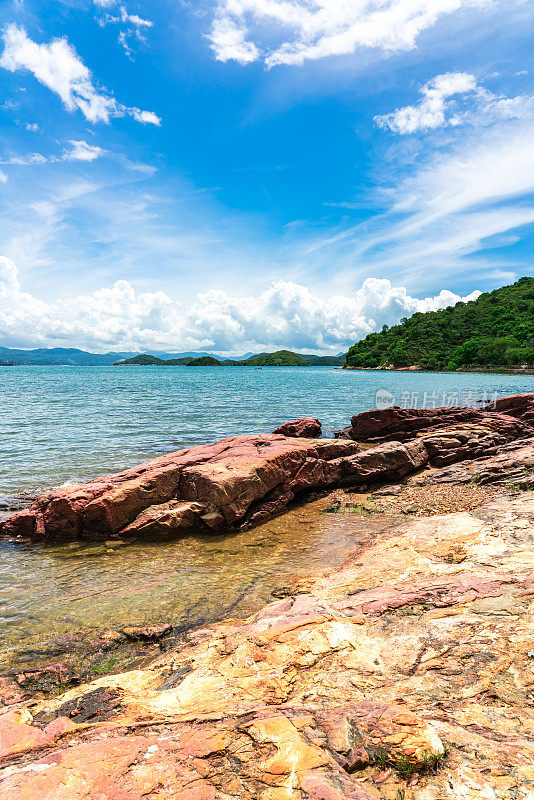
(114, 350), (342, 367)
(116, 354), (193, 365)
(187, 356), (221, 366)
(116, 354), (167, 365)
(241, 350), (309, 366)
(345, 277), (534, 370)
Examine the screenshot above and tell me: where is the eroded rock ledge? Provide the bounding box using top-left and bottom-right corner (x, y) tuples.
(1, 486), (533, 799)
(1, 393), (533, 542)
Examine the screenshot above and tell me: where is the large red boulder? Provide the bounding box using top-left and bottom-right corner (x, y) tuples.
(0, 435), (359, 543)
(2, 395), (531, 544)
(337, 394), (534, 443)
(273, 417), (322, 438)
(341, 406), (483, 442)
(484, 392), (534, 419)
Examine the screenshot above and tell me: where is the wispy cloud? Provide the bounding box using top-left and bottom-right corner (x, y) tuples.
(93, 0), (153, 58)
(0, 25), (161, 125)
(209, 0), (493, 67)
(0, 140), (105, 168)
(375, 72), (534, 134)
(310, 116), (534, 287)
(64, 140), (105, 162)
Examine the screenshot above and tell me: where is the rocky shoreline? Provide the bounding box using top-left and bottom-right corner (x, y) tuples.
(1, 394), (533, 544)
(1, 394), (533, 799)
(342, 365), (534, 374)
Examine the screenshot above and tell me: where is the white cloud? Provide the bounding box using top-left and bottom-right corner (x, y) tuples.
(64, 140), (105, 162)
(375, 72), (534, 134)
(130, 108), (161, 125)
(0, 256), (479, 351)
(209, 0), (492, 67)
(0, 170), (8, 183)
(120, 9), (152, 28)
(1, 152), (47, 166)
(394, 122), (534, 219)
(0, 140), (105, 167)
(375, 72), (477, 133)
(0, 25), (160, 125)
(93, 0), (153, 57)
(25, 122), (40, 132)
(209, 17), (259, 65)
(315, 117), (534, 286)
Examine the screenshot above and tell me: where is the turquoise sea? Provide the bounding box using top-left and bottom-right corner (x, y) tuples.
(1, 365), (532, 502)
(0, 364), (532, 666)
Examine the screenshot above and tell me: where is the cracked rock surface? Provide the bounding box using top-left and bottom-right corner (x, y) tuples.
(1, 488), (533, 799)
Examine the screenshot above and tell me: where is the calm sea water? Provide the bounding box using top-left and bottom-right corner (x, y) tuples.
(0, 365), (532, 501)
(0, 365), (531, 666)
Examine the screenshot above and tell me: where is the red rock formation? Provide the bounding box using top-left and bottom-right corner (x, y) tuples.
(484, 391), (534, 422)
(0, 436), (362, 542)
(273, 417), (322, 438)
(337, 393), (534, 445)
(1, 394), (532, 543)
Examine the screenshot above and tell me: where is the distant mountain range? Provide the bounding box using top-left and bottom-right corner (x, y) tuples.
(0, 346), (345, 366)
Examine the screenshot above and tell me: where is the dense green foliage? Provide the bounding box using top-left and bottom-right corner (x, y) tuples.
(116, 354), (194, 365)
(299, 353), (344, 365)
(187, 356), (222, 366)
(345, 277), (534, 370)
(116, 354), (167, 365)
(238, 350), (309, 366)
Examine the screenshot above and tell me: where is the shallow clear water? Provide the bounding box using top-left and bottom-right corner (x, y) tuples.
(0, 365), (531, 666)
(0, 499), (368, 668)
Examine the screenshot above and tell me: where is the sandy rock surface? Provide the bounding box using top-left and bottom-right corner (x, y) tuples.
(1, 485), (533, 799)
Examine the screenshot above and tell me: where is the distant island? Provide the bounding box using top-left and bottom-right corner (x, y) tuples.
(345, 277), (534, 371)
(115, 349), (343, 367)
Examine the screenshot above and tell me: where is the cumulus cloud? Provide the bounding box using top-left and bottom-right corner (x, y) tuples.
(0, 25), (160, 125)
(0, 169), (7, 183)
(209, 17), (259, 65)
(209, 0), (491, 67)
(0, 257), (479, 352)
(375, 72), (534, 134)
(129, 108), (161, 125)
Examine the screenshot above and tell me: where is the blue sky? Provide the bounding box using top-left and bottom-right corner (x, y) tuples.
(0, 0), (533, 354)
